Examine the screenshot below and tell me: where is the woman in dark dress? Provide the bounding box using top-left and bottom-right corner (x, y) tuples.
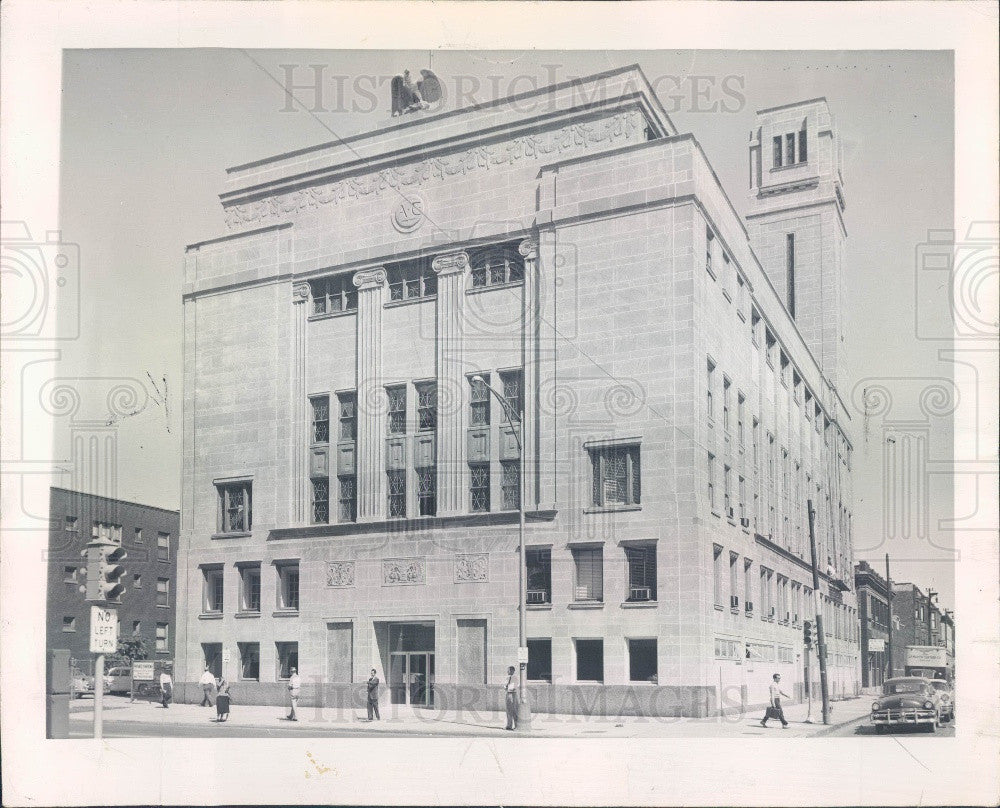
(215, 678), (231, 722)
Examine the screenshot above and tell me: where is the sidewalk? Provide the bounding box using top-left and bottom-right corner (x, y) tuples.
(73, 694), (872, 738)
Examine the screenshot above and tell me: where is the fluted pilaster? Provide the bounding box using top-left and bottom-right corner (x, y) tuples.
(353, 268), (388, 521)
(432, 250), (469, 516)
(291, 281), (311, 525)
(519, 237), (539, 511)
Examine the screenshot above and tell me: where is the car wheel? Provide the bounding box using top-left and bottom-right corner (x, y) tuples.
(874, 724), (885, 735)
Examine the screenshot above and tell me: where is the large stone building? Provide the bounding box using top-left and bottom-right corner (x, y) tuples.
(177, 65), (859, 716)
(46, 487), (179, 669)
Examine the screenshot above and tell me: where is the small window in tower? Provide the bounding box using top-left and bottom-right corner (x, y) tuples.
(798, 122), (808, 163)
(773, 136), (783, 168)
(785, 133), (795, 165)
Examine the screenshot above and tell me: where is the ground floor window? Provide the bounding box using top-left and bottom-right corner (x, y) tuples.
(202, 642), (222, 678)
(417, 467), (436, 516)
(276, 642), (298, 680)
(239, 642), (260, 681)
(526, 547), (551, 604)
(575, 638), (604, 683)
(387, 469), (406, 517)
(527, 638), (552, 682)
(628, 638), (657, 683)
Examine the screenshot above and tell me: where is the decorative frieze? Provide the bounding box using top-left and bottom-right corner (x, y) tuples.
(383, 557), (426, 586)
(326, 561), (355, 588)
(223, 112), (643, 229)
(454, 553), (489, 583)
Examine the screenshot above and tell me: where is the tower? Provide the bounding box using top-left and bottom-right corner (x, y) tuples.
(746, 99), (846, 385)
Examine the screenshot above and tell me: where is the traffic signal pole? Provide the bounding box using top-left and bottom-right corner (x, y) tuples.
(94, 653), (105, 740)
(807, 500), (831, 725)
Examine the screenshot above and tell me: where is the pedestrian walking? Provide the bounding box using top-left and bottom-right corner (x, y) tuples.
(159, 669), (172, 708)
(215, 678), (231, 722)
(504, 665), (518, 731)
(286, 667), (301, 721)
(760, 673), (790, 728)
(366, 668), (380, 721)
(199, 667), (216, 707)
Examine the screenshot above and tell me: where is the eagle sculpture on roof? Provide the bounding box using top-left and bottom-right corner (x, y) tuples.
(391, 69), (443, 116)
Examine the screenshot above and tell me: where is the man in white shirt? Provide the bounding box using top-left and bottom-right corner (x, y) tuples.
(760, 673), (790, 728)
(199, 667), (216, 707)
(286, 668), (301, 721)
(504, 665), (519, 731)
(159, 669), (173, 708)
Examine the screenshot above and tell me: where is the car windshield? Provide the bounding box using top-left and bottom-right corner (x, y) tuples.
(884, 681), (925, 694)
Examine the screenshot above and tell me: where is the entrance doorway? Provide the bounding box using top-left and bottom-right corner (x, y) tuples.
(382, 622), (435, 707)
(389, 652), (435, 706)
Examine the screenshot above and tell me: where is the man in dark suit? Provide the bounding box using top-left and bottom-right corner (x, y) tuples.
(366, 668), (380, 721)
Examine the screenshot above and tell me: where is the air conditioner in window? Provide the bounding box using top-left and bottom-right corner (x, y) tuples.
(527, 589), (548, 605)
(740, 517), (750, 528)
(730, 595), (739, 609)
(630, 587), (652, 602)
(574, 586), (592, 600)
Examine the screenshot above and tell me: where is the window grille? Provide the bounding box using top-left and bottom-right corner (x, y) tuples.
(387, 469), (406, 517)
(416, 467), (436, 516)
(311, 396), (330, 443)
(470, 463), (490, 512)
(416, 382), (436, 431)
(501, 460), (520, 510)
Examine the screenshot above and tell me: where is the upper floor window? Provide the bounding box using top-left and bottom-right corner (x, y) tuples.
(202, 566), (224, 614)
(156, 622), (169, 652)
(387, 257), (436, 301)
(387, 386), (406, 435)
(338, 392), (357, 441)
(589, 443), (640, 508)
(499, 370), (523, 422)
(240, 564), (261, 613)
(625, 544), (657, 602)
(572, 547), (603, 602)
(773, 135), (783, 168)
(157, 531), (170, 562)
(134, 527), (143, 543)
(217, 480), (252, 534)
(310, 274), (357, 315)
(64, 516), (78, 532)
(276, 562), (300, 612)
(469, 245), (524, 288)
(705, 227), (715, 277)
(706, 359), (716, 421)
(156, 577), (170, 608)
(311, 395), (330, 443)
(798, 124), (808, 162)
(526, 548), (551, 604)
(416, 382), (436, 431)
(469, 375), (490, 426)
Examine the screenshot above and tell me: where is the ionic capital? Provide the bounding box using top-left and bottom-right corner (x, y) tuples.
(518, 238), (539, 261)
(431, 250), (469, 276)
(352, 268), (388, 291)
(292, 281), (311, 303)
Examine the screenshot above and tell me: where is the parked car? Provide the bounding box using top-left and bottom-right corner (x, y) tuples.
(71, 671), (94, 699)
(103, 666), (132, 695)
(928, 679), (955, 721)
(871, 677), (944, 733)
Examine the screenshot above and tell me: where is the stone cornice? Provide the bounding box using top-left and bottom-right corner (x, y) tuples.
(352, 268), (387, 291)
(431, 251), (469, 276)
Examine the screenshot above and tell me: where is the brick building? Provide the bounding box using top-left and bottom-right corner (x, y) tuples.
(855, 560), (890, 688)
(889, 581), (953, 679)
(177, 65), (859, 716)
(46, 487), (179, 669)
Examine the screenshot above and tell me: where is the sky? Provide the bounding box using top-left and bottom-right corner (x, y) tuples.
(56, 49), (955, 608)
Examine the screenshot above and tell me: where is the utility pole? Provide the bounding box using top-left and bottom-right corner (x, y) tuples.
(885, 553), (893, 680)
(807, 500), (830, 724)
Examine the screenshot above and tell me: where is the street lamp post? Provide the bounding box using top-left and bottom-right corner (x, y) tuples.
(471, 375), (532, 731)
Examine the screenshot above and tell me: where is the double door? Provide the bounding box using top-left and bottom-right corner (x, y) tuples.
(389, 652), (435, 707)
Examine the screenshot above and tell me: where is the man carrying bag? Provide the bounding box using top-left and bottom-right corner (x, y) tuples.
(760, 673), (790, 728)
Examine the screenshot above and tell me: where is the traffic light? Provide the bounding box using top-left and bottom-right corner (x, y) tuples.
(803, 620), (813, 647)
(84, 540), (127, 603)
